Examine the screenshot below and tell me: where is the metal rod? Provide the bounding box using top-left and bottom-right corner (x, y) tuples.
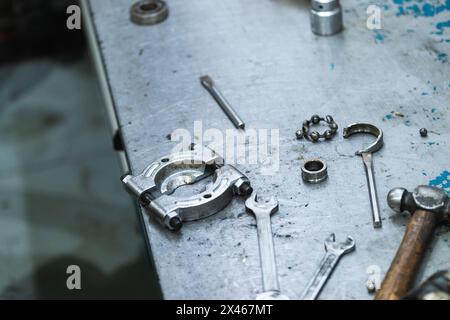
(200, 75), (245, 129)
(362, 152), (382, 228)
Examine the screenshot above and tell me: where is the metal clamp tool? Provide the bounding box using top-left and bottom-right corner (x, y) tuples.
(343, 123), (384, 228)
(122, 145), (252, 231)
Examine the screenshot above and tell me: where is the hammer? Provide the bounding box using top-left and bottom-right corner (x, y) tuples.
(375, 185), (450, 300)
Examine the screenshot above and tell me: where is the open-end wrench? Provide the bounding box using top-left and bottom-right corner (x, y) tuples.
(245, 192), (288, 300)
(343, 123), (384, 228)
(301, 234), (355, 300)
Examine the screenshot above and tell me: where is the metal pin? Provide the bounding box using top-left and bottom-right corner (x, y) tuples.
(200, 75), (245, 130)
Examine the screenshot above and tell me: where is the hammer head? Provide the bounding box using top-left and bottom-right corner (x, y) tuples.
(387, 185), (450, 219)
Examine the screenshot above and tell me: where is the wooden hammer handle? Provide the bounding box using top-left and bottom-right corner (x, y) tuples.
(375, 210), (439, 300)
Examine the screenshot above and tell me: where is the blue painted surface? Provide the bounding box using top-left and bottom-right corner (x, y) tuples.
(429, 170), (450, 194)
(436, 20), (450, 35)
(436, 52), (448, 63)
(391, 0), (450, 44)
(393, 0), (450, 17)
(374, 30), (386, 43)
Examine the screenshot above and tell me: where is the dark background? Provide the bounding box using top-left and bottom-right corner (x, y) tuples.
(0, 0), (161, 299)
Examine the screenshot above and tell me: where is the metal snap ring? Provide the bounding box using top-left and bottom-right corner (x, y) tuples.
(130, 0), (169, 25)
(296, 115), (338, 142)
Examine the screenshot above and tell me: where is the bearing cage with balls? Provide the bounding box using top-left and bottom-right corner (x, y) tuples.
(296, 115), (338, 142)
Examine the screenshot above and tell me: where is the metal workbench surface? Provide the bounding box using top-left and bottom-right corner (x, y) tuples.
(86, 0), (450, 299)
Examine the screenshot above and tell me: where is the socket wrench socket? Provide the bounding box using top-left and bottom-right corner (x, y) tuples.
(310, 0), (343, 36)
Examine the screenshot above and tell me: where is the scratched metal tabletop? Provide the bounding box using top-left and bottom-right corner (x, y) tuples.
(86, 0), (450, 299)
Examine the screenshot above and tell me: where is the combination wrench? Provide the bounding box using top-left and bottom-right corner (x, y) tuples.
(301, 233), (355, 300)
(245, 193), (288, 300)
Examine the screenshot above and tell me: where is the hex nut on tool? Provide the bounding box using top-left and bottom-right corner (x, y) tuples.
(130, 0), (169, 25)
(301, 159), (328, 184)
(234, 178), (253, 196)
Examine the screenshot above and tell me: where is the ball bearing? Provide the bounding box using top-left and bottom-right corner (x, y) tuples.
(324, 130), (333, 140)
(311, 114), (321, 124)
(419, 128), (428, 137)
(310, 132), (320, 141)
(295, 114), (338, 142)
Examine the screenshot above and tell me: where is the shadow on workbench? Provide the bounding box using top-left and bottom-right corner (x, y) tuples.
(0, 54), (162, 299)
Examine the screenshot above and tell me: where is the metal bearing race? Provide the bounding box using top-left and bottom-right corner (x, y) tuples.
(296, 114), (338, 142)
(130, 0), (169, 25)
(301, 158), (328, 184)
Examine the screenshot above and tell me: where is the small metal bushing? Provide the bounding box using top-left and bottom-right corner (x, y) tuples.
(301, 159), (328, 184)
(310, 0), (343, 36)
(130, 0), (169, 25)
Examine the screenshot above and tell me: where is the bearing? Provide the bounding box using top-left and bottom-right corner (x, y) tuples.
(130, 0), (169, 25)
(301, 159), (328, 184)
